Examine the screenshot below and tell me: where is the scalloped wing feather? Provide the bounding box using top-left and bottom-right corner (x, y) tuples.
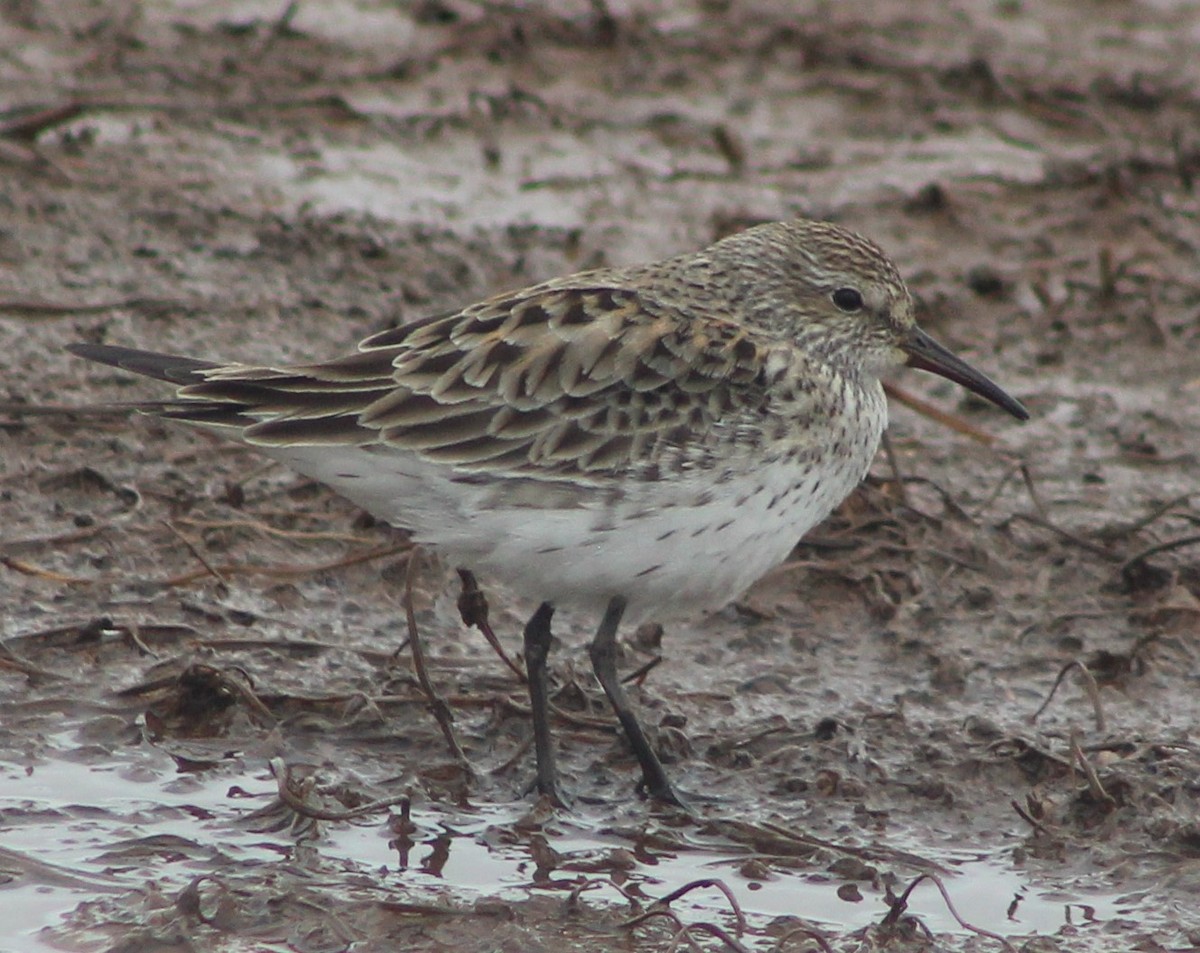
(171, 284), (777, 474)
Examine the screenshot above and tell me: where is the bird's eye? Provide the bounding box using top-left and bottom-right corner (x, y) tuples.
(832, 288), (864, 312)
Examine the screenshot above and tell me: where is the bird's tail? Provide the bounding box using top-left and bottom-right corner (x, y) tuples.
(66, 342), (260, 428)
(67, 342), (389, 444)
(66, 343), (219, 384)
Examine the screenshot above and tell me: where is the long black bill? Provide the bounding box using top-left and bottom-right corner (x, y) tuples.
(902, 327), (1029, 421)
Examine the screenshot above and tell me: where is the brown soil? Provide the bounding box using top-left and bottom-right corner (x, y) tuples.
(2, 2), (1199, 951)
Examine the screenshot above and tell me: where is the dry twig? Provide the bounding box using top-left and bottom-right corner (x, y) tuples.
(1030, 659), (1106, 731)
(1010, 798), (1053, 837)
(1069, 732), (1117, 811)
(883, 381), (1003, 445)
(1121, 533), (1200, 576)
(402, 548), (472, 773)
(162, 520), (229, 587)
(267, 758), (410, 821)
(883, 873), (1018, 951)
(776, 925), (835, 952)
(620, 909), (751, 953)
(1, 542), (410, 588)
(654, 878), (747, 934)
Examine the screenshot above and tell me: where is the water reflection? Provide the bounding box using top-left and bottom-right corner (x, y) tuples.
(0, 753), (1135, 951)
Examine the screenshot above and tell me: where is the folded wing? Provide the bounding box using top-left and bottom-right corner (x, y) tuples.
(72, 283), (777, 480)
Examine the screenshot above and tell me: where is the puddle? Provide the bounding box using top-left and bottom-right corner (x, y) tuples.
(333, 817), (1130, 938)
(0, 747), (1134, 951)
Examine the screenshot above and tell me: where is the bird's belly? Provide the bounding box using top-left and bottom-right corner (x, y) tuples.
(456, 454), (871, 621)
(270, 431), (878, 622)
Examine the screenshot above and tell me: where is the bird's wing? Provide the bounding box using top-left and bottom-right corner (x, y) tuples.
(147, 284), (778, 478)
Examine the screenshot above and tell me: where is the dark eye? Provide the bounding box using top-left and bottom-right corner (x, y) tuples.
(832, 288), (864, 312)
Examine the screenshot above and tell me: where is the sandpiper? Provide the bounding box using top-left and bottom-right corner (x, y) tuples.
(69, 219), (1027, 806)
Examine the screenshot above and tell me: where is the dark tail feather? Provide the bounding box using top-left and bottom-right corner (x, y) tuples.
(67, 343), (378, 439)
(67, 343), (218, 385)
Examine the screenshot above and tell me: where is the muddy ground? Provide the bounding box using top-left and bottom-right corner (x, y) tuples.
(2, 2), (1199, 951)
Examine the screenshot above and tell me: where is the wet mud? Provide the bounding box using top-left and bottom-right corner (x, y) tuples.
(2, 2), (1199, 951)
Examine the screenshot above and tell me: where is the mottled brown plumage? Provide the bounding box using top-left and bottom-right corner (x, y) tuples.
(69, 218), (1027, 805)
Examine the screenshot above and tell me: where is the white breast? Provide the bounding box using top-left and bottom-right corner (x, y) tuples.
(268, 378), (886, 622)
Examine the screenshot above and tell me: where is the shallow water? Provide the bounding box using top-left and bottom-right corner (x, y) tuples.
(1, 749), (1134, 951)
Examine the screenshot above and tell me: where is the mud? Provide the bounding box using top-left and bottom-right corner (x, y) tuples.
(2, 2), (1199, 951)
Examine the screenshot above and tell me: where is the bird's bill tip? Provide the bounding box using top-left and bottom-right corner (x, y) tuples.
(902, 328), (1029, 421)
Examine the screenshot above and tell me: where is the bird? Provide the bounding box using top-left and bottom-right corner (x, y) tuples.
(68, 218), (1028, 807)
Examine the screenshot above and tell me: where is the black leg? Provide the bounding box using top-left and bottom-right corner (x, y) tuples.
(588, 596), (685, 806)
(522, 602), (565, 805)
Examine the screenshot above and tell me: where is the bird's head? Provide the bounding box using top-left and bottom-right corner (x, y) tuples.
(718, 219), (1028, 421)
